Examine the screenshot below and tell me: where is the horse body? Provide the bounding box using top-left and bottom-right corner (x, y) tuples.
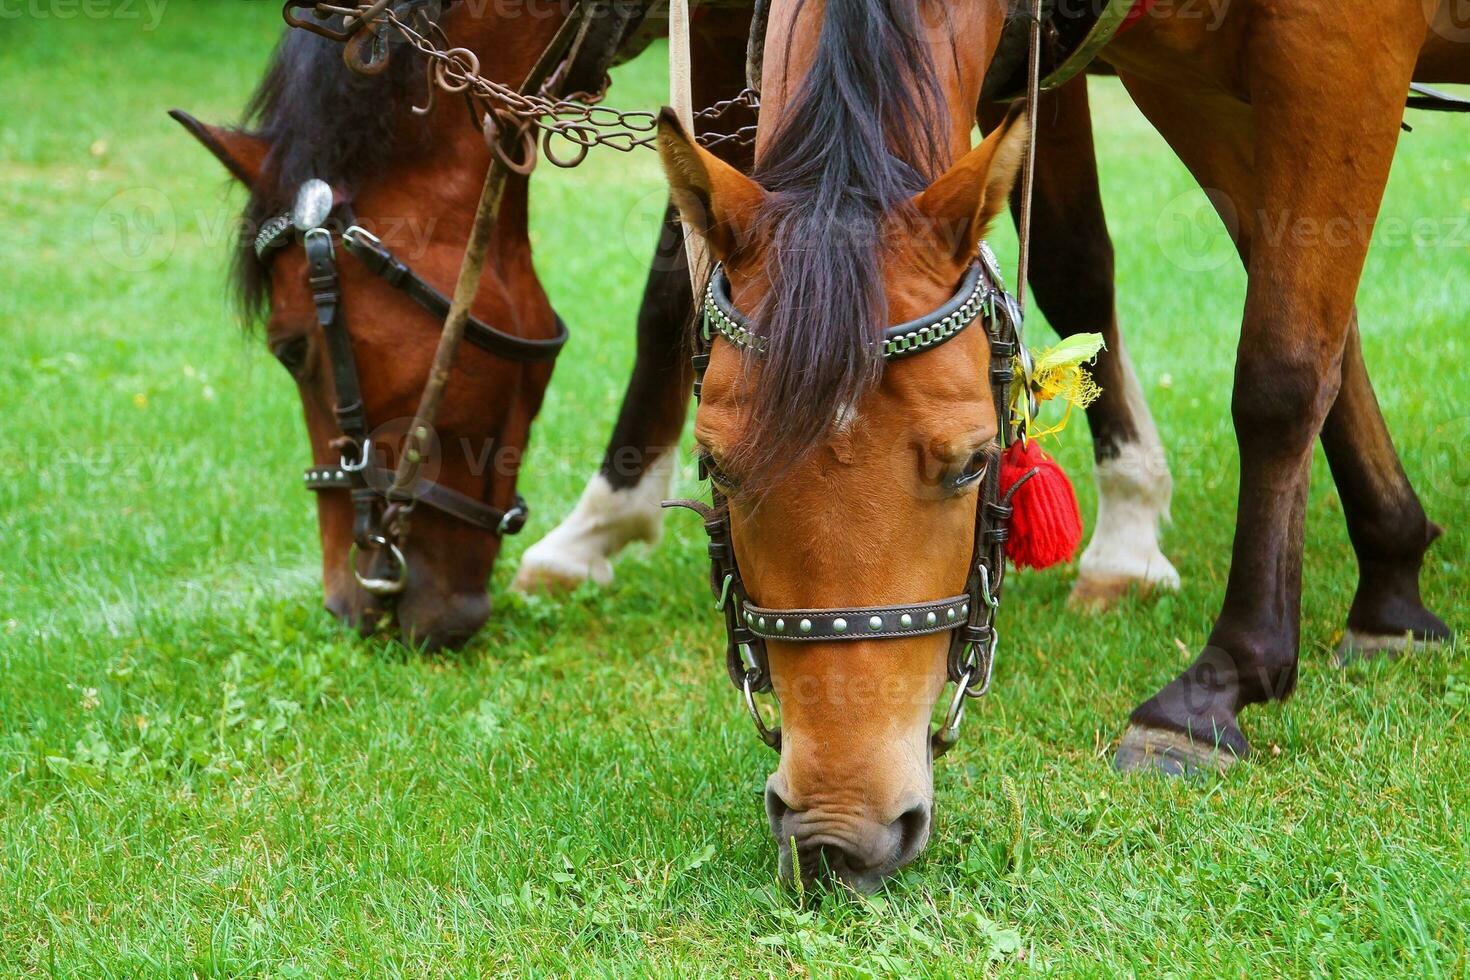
(1004, 0), (1461, 771)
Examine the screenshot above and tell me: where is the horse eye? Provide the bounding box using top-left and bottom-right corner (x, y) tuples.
(951, 450), (989, 490)
(697, 448), (738, 491)
(271, 336), (310, 377)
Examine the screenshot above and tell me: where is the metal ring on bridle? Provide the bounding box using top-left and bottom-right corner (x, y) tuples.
(484, 112), (539, 176)
(433, 47), (479, 93)
(541, 123), (595, 168)
(497, 501), (527, 536)
(349, 535), (408, 595)
(963, 628), (999, 698)
(742, 669), (782, 750)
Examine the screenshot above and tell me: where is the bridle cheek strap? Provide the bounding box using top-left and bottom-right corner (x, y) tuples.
(287, 200), (565, 596)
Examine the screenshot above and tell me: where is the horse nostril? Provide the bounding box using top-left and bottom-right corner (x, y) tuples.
(892, 801), (932, 867)
(765, 782), (792, 833)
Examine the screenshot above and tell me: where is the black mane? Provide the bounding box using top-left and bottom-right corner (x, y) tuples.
(232, 27), (430, 321)
(740, 0), (948, 472)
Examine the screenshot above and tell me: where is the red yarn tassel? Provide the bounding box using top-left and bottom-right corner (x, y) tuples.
(999, 440), (1083, 570)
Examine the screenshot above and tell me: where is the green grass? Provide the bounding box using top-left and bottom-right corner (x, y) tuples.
(2, 6), (1468, 976)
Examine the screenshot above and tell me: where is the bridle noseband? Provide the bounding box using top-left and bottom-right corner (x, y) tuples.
(669, 244), (1028, 757)
(261, 179), (569, 598)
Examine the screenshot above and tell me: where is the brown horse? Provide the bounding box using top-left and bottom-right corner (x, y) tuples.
(175, 3), (759, 649)
(655, 0), (1024, 890)
(174, 6), (605, 649)
(983, 1), (1464, 774)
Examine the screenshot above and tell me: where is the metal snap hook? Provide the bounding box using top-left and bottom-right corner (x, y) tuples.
(349, 535), (408, 596)
(742, 669), (782, 751)
(340, 437), (373, 473)
(978, 564), (997, 611)
(342, 224), (381, 252)
(971, 627), (999, 698)
(933, 672), (972, 758)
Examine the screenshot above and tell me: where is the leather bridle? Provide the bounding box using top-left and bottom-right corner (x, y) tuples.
(257, 181), (569, 597)
(667, 243), (1032, 757)
(263, 0), (649, 602)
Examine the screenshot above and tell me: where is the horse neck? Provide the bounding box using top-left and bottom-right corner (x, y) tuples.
(372, 4), (568, 253)
(755, 0), (1003, 169)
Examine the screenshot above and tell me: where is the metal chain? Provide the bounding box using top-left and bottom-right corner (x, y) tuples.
(296, 3), (759, 168)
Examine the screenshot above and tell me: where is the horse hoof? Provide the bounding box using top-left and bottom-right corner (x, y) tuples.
(1068, 574), (1138, 611)
(512, 549), (613, 594)
(1334, 628), (1440, 667)
(1068, 570), (1175, 612)
(1113, 725), (1240, 776)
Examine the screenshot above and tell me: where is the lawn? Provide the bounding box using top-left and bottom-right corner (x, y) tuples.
(2, 5), (1468, 976)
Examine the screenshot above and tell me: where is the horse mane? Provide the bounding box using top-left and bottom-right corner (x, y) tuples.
(232, 27), (431, 322)
(739, 0), (948, 474)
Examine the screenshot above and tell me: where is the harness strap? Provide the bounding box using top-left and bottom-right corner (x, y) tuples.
(305, 230), (366, 447)
(669, 0), (712, 292)
(342, 227), (568, 363)
(1015, 0), (1043, 317)
(304, 466), (528, 536)
(304, 228), (380, 546)
(705, 261), (989, 362)
(740, 595), (978, 642)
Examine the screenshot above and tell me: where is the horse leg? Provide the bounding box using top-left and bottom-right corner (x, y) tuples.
(1324, 313), (1450, 662)
(513, 211), (693, 590)
(513, 11), (754, 592)
(983, 76), (1179, 611)
(1109, 6), (1429, 773)
(1321, 7), (1470, 657)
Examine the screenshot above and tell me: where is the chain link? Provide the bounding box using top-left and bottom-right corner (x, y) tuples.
(297, 3), (759, 168)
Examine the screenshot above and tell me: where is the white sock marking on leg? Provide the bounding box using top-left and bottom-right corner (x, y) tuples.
(1078, 337), (1180, 590)
(514, 454), (676, 590)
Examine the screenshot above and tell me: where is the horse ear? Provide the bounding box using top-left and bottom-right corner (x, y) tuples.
(912, 102), (1030, 262)
(656, 108), (765, 260)
(169, 109), (270, 191)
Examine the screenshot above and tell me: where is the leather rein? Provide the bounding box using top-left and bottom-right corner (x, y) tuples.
(667, 245), (1031, 757)
(256, 186), (568, 596)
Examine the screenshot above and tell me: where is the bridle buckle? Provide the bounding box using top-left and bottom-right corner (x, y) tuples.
(497, 497), (529, 536)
